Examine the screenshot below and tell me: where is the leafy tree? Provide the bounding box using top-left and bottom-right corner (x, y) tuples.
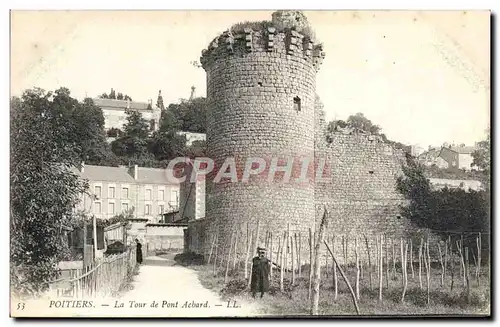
(149, 130), (187, 161)
(346, 112), (381, 134)
(165, 97), (207, 133)
(396, 153), (489, 246)
(106, 128), (122, 138)
(10, 88), (89, 297)
(156, 90), (165, 110)
(471, 128), (490, 176)
(111, 110), (150, 158)
(98, 89), (132, 101)
(74, 98), (120, 166)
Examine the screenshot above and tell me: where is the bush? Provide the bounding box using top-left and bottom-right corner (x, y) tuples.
(173, 252), (205, 266)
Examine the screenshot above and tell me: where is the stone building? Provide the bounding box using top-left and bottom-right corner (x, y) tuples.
(93, 92), (162, 133)
(74, 163), (180, 222)
(184, 11), (412, 263)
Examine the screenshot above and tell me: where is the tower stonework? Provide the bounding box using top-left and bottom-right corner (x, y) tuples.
(186, 11), (410, 263)
(197, 11), (325, 253)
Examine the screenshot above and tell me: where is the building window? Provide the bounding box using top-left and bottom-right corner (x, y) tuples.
(293, 96), (301, 111)
(122, 203), (128, 212)
(146, 189), (152, 201)
(94, 202), (101, 214)
(145, 204), (151, 215)
(94, 186), (102, 199)
(158, 190), (165, 201)
(122, 187), (129, 199)
(109, 202), (115, 214)
(159, 205), (164, 214)
(108, 186), (115, 198)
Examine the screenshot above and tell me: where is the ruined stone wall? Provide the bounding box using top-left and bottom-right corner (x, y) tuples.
(200, 19), (325, 254)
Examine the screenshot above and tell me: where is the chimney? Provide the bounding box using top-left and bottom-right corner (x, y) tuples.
(80, 161), (85, 173)
(128, 164), (138, 180)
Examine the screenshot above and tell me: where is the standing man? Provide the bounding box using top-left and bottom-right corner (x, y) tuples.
(135, 238), (143, 264)
(250, 247), (271, 299)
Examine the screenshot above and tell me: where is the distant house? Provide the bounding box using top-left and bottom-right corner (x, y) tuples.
(428, 178), (484, 192)
(93, 97), (161, 133)
(73, 163), (180, 223)
(438, 145), (478, 171)
(176, 131), (206, 147)
(419, 144), (478, 171)
(418, 147), (448, 168)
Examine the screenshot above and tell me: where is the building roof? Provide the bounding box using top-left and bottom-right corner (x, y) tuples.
(79, 165), (136, 183)
(448, 146), (477, 154)
(75, 164), (178, 185)
(136, 167), (177, 185)
(93, 98), (152, 111)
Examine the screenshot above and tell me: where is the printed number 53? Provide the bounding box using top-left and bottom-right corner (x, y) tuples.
(17, 303), (25, 310)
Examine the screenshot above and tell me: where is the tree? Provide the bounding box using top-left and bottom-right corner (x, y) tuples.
(164, 97), (207, 133)
(148, 130), (187, 161)
(471, 128), (490, 176)
(10, 88), (89, 297)
(98, 89), (132, 101)
(156, 90), (165, 110)
(347, 113), (381, 134)
(111, 110), (150, 158)
(74, 98), (120, 166)
(396, 153), (489, 241)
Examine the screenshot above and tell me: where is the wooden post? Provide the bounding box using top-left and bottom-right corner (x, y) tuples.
(244, 223), (250, 279)
(457, 240), (466, 286)
(450, 237), (455, 292)
(364, 234), (373, 291)
(400, 237), (404, 287)
(225, 231), (235, 284)
(297, 232), (302, 278)
(410, 239), (414, 279)
(280, 234), (284, 292)
(269, 232), (273, 281)
(379, 234), (383, 302)
(426, 241), (431, 305)
(213, 232), (219, 277)
(401, 240), (408, 303)
(333, 235), (338, 301)
(418, 237), (423, 290)
(392, 239), (396, 280)
(287, 223), (291, 274)
(207, 234), (215, 265)
(342, 235), (346, 268)
(232, 229), (239, 270)
(308, 227), (313, 300)
(477, 232), (481, 286)
(311, 209), (327, 316)
(444, 236), (449, 281)
(355, 237), (360, 300)
(465, 247), (471, 304)
(325, 241), (360, 315)
(385, 237), (389, 289)
(291, 233), (296, 285)
(438, 242), (444, 287)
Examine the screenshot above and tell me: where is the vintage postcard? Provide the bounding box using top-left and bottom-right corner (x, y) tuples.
(10, 9), (491, 318)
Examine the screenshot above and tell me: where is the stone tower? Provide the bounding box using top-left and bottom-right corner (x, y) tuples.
(199, 11), (325, 251)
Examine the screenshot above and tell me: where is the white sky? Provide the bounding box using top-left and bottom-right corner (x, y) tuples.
(10, 10), (490, 149)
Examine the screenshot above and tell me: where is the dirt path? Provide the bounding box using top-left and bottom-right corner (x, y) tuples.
(13, 255), (262, 318)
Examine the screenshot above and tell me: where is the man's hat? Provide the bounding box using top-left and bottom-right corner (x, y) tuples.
(257, 247), (267, 252)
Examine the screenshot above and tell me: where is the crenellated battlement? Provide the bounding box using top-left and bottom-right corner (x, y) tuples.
(200, 26), (326, 72)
